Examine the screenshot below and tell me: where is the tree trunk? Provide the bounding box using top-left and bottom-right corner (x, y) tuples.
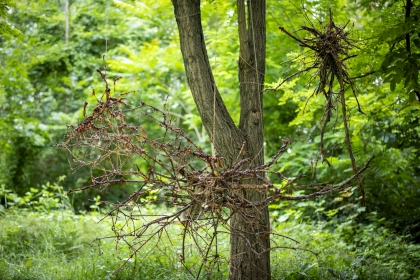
(65, 0), (70, 45)
(171, 0), (270, 279)
(230, 1), (270, 279)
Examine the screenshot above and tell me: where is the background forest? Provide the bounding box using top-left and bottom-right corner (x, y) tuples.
(1, 0), (420, 279)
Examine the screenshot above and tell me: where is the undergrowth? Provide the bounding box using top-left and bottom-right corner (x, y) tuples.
(1, 181), (419, 279)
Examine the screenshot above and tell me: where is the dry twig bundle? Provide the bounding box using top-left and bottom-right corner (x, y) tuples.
(269, 10), (368, 205)
(58, 66), (373, 277)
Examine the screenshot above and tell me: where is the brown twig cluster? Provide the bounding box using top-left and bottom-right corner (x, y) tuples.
(59, 67), (373, 277)
(268, 10), (368, 205)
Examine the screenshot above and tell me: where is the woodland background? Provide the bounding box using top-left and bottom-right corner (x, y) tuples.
(1, 0), (420, 279)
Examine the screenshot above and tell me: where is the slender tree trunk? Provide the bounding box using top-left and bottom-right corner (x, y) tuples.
(171, 0), (270, 279)
(405, 0), (420, 100)
(171, 0), (243, 161)
(65, 0), (70, 45)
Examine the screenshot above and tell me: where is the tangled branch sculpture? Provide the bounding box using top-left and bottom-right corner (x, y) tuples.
(268, 10), (368, 205)
(59, 65), (373, 276)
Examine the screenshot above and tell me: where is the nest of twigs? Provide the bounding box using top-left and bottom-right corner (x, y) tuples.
(58, 66), (373, 276)
(270, 10), (368, 205)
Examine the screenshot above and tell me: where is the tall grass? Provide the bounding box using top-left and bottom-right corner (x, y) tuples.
(0, 210), (200, 280)
(1, 208), (420, 279)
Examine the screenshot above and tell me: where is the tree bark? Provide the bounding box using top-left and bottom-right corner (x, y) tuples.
(230, 1), (270, 279)
(172, 0), (270, 279)
(171, 0), (243, 164)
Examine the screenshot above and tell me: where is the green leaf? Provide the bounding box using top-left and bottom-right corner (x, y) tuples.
(403, 63), (411, 78)
(383, 74), (392, 83)
(409, 92), (417, 102)
(393, 70), (403, 83)
(404, 75), (411, 88)
(381, 53), (395, 70)
(29, 187), (39, 193)
(390, 80), (396, 91)
(413, 38), (420, 48)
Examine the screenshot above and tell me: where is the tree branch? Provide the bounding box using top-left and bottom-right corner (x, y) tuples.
(351, 70), (376, 80)
(171, 0), (243, 164)
(405, 0), (412, 54)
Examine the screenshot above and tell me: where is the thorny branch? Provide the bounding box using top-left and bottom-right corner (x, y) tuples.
(58, 64), (373, 277)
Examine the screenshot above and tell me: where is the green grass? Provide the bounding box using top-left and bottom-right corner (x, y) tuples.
(0, 210), (198, 280)
(1, 209), (419, 279)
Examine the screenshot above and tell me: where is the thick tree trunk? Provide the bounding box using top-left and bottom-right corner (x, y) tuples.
(172, 0), (270, 279)
(230, 1), (270, 279)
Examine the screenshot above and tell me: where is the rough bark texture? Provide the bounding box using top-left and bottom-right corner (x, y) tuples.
(172, 0), (270, 279)
(171, 0), (243, 165)
(230, 1), (270, 279)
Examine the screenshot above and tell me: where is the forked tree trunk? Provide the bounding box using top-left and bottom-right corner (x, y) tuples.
(171, 0), (270, 279)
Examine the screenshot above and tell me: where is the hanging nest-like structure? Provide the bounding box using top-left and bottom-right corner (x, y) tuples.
(270, 10), (368, 205)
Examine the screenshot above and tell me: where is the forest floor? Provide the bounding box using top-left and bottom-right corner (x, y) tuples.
(1, 207), (420, 280)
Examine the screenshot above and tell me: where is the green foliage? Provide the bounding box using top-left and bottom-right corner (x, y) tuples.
(1, 2), (420, 277)
(262, 0), (420, 238)
(0, 0), (21, 37)
(270, 202), (420, 279)
(373, 0), (420, 96)
(0, 0), (187, 205)
(1, 206), (419, 279)
(1, 182), (419, 279)
(0, 176), (71, 212)
(0, 205), (229, 280)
